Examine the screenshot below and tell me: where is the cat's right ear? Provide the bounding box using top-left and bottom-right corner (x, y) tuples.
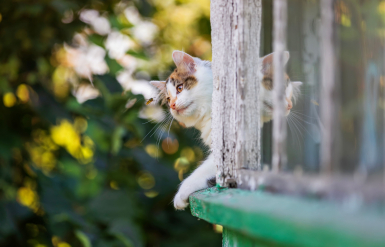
(150, 81), (166, 91)
(260, 51), (290, 73)
(172, 50), (196, 74)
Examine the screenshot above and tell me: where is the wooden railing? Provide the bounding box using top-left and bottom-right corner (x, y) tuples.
(192, 0), (385, 246)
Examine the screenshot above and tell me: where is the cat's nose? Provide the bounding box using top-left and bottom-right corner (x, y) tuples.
(170, 102), (176, 110)
(286, 98), (292, 110)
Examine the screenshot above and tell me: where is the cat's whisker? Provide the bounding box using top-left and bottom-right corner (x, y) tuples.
(290, 115), (306, 141)
(288, 115), (303, 154)
(290, 113), (316, 139)
(286, 117), (296, 146)
(141, 109), (170, 125)
(151, 115), (173, 139)
(293, 115), (311, 135)
(287, 115), (301, 151)
(288, 114), (304, 140)
(167, 117), (174, 143)
(291, 113), (311, 126)
(291, 110), (317, 121)
(155, 116), (174, 158)
(141, 114), (172, 143)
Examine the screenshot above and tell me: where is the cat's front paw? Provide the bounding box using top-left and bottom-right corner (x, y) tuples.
(173, 189), (190, 210)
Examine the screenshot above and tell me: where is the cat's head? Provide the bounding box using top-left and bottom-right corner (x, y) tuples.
(150, 51), (213, 126)
(259, 52), (302, 123)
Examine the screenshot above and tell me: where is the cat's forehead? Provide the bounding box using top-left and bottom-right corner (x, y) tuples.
(165, 68), (198, 91)
(166, 69), (184, 86)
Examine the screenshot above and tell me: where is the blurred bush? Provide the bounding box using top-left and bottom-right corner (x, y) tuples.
(0, 0), (220, 246)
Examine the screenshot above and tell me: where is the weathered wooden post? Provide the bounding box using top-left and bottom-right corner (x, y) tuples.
(211, 0), (262, 187)
(320, 0), (337, 174)
(272, 0), (288, 172)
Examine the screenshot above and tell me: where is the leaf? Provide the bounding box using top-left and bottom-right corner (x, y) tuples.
(105, 56), (124, 75)
(75, 230), (92, 247)
(95, 74), (122, 94)
(111, 126), (126, 155)
(126, 50), (149, 60)
(109, 220), (143, 247)
(88, 34), (105, 48)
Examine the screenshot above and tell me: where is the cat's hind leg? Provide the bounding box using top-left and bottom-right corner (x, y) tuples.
(173, 153), (215, 210)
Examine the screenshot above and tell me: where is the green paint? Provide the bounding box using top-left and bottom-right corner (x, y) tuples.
(223, 228), (278, 247)
(190, 188), (385, 247)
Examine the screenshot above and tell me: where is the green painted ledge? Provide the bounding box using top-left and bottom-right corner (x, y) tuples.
(189, 188), (385, 247)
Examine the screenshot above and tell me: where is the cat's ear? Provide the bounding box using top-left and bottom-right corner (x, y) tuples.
(260, 51), (290, 67)
(291, 81), (303, 88)
(150, 80), (166, 91)
(172, 50), (196, 74)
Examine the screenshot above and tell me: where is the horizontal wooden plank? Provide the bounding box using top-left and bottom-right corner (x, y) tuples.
(237, 170), (385, 205)
(190, 188), (385, 247)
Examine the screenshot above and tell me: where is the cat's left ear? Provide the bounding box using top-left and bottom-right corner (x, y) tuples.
(172, 50), (196, 74)
(260, 51), (290, 65)
(150, 80), (166, 91)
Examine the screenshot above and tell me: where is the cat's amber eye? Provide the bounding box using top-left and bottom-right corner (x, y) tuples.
(167, 97), (170, 103)
(177, 84), (183, 94)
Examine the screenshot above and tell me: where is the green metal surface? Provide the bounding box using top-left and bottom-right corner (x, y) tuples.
(190, 188), (385, 247)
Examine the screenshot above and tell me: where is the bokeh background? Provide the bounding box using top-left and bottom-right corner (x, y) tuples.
(0, 0), (222, 246)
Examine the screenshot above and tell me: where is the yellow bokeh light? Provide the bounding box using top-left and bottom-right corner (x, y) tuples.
(79, 146), (93, 164)
(137, 171), (155, 190)
(181, 147), (195, 162)
(144, 190), (159, 198)
(51, 120), (80, 147)
(110, 181), (119, 190)
(16, 84), (30, 103)
(379, 2), (385, 14)
(174, 157), (190, 181)
(74, 117), (88, 133)
(17, 187), (39, 212)
(52, 66), (71, 99)
(341, 14), (351, 27)
(58, 243), (71, 247)
(145, 144), (161, 158)
(27, 130), (58, 174)
(51, 120), (94, 163)
(161, 138), (179, 154)
(3, 92), (16, 107)
(52, 236), (71, 247)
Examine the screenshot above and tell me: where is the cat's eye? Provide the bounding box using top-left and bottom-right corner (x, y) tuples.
(177, 84), (183, 94)
(167, 97), (170, 103)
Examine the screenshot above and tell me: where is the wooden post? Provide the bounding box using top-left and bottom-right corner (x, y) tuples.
(272, 0), (288, 172)
(211, 0), (262, 187)
(320, 0), (336, 174)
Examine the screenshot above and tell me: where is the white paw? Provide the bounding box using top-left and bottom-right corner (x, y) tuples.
(173, 188), (190, 210)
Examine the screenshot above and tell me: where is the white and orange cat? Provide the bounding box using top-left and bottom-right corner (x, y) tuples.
(150, 51), (302, 210)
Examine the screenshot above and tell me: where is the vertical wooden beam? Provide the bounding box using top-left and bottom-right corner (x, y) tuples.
(211, 0), (262, 187)
(272, 0), (288, 172)
(320, 0), (336, 174)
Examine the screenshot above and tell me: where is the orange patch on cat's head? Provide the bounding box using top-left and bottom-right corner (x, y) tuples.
(167, 68), (198, 90)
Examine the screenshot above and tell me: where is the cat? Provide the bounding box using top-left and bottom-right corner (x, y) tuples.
(150, 50), (302, 210)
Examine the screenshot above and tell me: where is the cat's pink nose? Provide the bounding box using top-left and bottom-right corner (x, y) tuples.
(286, 98), (292, 110)
(170, 102), (176, 110)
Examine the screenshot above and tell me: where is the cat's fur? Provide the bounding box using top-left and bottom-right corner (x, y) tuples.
(150, 51), (302, 210)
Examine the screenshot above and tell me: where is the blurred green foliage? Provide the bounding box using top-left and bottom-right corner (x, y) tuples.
(0, 0), (220, 246)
